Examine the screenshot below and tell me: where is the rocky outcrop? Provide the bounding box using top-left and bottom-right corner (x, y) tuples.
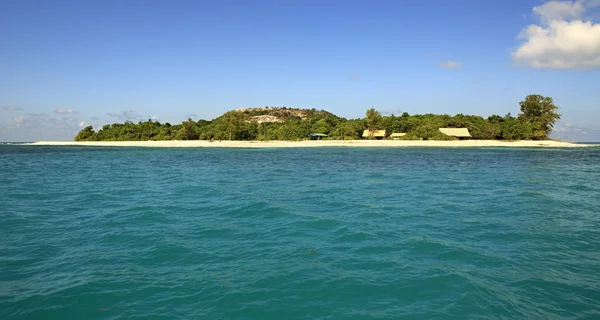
(235, 107), (313, 123)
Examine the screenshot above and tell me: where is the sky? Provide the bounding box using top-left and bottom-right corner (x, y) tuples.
(1, 0), (599, 142)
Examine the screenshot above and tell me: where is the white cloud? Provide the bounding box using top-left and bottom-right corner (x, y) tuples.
(1, 113), (88, 141)
(78, 121), (87, 128)
(56, 108), (76, 115)
(380, 108), (404, 116)
(533, 0), (585, 23)
(512, 0), (600, 69)
(107, 110), (147, 122)
(553, 124), (597, 135)
(570, 127), (589, 134)
(438, 60), (462, 69)
(2, 106), (24, 111)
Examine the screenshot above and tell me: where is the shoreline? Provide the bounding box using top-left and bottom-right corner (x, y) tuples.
(26, 140), (595, 148)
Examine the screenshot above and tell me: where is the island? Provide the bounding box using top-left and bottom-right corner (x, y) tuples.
(30, 94), (592, 147)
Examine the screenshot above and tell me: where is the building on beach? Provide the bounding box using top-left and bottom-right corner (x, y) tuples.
(438, 128), (471, 139)
(362, 130), (387, 140)
(309, 133), (328, 140)
(390, 133), (407, 140)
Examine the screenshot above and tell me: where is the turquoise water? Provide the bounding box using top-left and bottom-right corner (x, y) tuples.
(1, 146), (600, 319)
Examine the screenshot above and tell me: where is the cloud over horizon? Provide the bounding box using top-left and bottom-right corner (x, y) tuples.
(554, 123), (599, 137)
(0, 112), (89, 141)
(106, 110), (148, 122)
(12, 115), (24, 125)
(56, 108), (76, 115)
(380, 108), (404, 116)
(438, 60), (462, 69)
(512, 0), (600, 69)
(2, 106), (24, 111)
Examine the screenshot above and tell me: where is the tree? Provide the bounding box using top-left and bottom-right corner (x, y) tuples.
(330, 120), (362, 140)
(311, 118), (332, 134)
(501, 119), (534, 140)
(365, 108), (382, 129)
(175, 118), (199, 140)
(225, 111), (242, 140)
(487, 115), (504, 125)
(518, 94), (561, 139)
(365, 108), (383, 138)
(74, 126), (96, 141)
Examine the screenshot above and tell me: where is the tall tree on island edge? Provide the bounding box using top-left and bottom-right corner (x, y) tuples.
(225, 111), (242, 140)
(365, 108), (383, 139)
(518, 94), (561, 140)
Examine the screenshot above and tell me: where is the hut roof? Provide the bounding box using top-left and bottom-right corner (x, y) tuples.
(439, 128), (471, 137)
(390, 133), (407, 137)
(362, 130), (387, 138)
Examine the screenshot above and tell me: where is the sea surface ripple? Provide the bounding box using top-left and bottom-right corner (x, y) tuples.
(1, 146), (600, 319)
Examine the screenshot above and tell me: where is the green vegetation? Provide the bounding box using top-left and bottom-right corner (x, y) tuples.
(75, 94), (561, 141)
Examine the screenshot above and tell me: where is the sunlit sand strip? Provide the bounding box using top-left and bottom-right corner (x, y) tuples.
(28, 140), (594, 148)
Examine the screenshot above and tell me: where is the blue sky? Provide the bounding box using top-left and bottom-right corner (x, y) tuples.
(1, 0), (599, 141)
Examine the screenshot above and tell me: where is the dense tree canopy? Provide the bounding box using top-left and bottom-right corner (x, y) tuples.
(518, 94), (561, 139)
(75, 95), (562, 142)
(365, 108), (383, 132)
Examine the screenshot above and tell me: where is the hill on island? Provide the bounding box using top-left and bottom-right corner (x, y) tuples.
(235, 107), (337, 123)
(75, 94), (561, 142)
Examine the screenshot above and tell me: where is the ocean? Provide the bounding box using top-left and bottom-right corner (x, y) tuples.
(1, 145), (599, 319)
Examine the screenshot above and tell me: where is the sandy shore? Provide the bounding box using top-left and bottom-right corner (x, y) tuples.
(28, 140), (593, 148)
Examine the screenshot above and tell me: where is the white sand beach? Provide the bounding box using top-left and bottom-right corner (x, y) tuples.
(28, 140), (593, 148)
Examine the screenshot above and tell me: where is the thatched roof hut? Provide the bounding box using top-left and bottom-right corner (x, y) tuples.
(362, 130), (387, 139)
(439, 128), (471, 138)
(390, 133), (406, 139)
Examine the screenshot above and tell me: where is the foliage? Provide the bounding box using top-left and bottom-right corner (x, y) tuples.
(518, 94), (561, 139)
(74, 126), (97, 141)
(365, 108), (383, 132)
(75, 95), (562, 141)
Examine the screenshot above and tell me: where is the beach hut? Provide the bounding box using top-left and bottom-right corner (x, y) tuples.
(309, 133), (328, 140)
(362, 130), (387, 140)
(438, 128), (471, 139)
(390, 133), (407, 140)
